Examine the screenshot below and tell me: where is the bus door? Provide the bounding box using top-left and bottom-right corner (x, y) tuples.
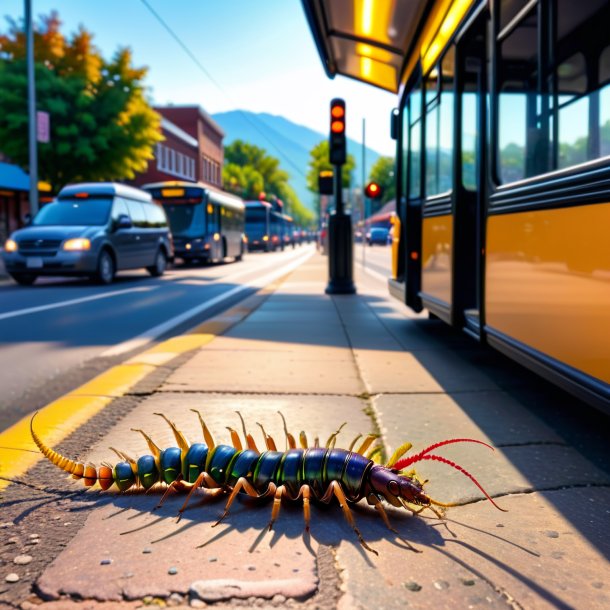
(452, 10), (488, 339)
(206, 199), (222, 259)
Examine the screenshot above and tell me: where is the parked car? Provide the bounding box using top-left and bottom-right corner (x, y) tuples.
(367, 226), (391, 246)
(2, 182), (173, 285)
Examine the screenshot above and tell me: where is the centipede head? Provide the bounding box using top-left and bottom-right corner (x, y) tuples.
(368, 464), (431, 508)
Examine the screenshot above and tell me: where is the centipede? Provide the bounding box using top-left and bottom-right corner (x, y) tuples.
(30, 410), (505, 554)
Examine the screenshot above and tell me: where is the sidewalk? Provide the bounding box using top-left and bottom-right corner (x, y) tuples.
(8, 252), (610, 609)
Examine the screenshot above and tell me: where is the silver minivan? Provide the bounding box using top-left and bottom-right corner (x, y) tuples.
(2, 182), (173, 285)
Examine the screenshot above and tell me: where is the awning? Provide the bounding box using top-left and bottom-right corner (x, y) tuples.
(0, 162), (30, 191)
(301, 0), (431, 93)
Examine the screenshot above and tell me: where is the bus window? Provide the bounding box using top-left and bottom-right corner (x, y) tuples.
(497, 4), (539, 183)
(599, 46), (610, 158)
(408, 87), (422, 200)
(425, 47), (454, 197)
(557, 53), (588, 170)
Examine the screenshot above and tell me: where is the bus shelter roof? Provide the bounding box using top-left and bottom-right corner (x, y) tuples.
(301, 0), (431, 93)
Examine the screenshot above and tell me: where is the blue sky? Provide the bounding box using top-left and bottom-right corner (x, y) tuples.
(2, 0), (398, 156)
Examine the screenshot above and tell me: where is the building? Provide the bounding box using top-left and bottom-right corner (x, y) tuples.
(0, 162), (30, 244)
(131, 105), (224, 189)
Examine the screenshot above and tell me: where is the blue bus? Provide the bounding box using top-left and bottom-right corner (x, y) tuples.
(144, 181), (245, 264)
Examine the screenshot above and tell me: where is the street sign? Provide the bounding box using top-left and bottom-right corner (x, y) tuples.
(37, 111), (50, 143)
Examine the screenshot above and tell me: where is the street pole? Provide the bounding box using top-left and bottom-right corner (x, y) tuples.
(361, 118), (366, 269)
(25, 0), (39, 216)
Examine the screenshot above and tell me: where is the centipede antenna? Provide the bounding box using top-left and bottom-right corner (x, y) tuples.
(246, 433), (259, 452)
(348, 434), (362, 452)
(393, 438), (495, 471)
(154, 413), (189, 452)
(131, 429), (161, 460)
(366, 444), (383, 463)
(277, 411), (296, 449)
(256, 423), (277, 451)
(299, 431), (309, 449)
(235, 411), (248, 445)
(418, 454), (507, 512)
(325, 422), (347, 449)
(226, 427), (243, 451)
(386, 441), (413, 468)
(190, 409), (215, 450)
(356, 434), (378, 456)
(109, 447), (136, 467)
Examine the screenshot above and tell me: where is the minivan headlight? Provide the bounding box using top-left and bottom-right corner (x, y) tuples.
(63, 238), (91, 251)
(4, 239), (17, 252)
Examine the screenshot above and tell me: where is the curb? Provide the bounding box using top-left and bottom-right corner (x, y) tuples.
(0, 260), (295, 491)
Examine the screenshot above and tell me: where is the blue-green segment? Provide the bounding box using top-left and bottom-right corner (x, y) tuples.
(343, 452), (372, 500)
(253, 450), (283, 489)
(114, 461), (135, 492)
(160, 447), (182, 484)
(136, 454), (158, 490)
(278, 449), (305, 496)
(324, 448), (350, 485)
(183, 443), (209, 483)
(302, 448), (327, 496)
(226, 449), (260, 487)
(207, 444), (238, 484)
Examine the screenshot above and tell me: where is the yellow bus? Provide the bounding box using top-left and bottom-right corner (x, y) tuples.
(303, 0), (610, 410)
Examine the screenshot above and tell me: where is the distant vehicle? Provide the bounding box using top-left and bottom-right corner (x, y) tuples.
(143, 182), (245, 264)
(367, 226), (391, 246)
(245, 200), (274, 251)
(2, 182), (172, 285)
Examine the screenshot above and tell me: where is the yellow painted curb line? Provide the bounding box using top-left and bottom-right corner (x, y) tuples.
(0, 335), (215, 491)
(0, 262), (296, 492)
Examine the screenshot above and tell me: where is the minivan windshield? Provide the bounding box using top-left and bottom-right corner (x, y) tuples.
(33, 198), (112, 226)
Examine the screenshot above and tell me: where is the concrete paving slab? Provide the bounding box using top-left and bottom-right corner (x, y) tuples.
(162, 342), (365, 395)
(374, 391), (565, 447)
(225, 321), (349, 348)
(354, 348), (503, 394)
(35, 391), (375, 603)
(336, 487), (610, 610)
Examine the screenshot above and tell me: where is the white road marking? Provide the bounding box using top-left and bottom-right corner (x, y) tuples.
(101, 248), (315, 357)
(0, 285), (157, 322)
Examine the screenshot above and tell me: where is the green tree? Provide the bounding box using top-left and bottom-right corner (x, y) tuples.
(223, 139), (313, 226)
(368, 156), (396, 205)
(306, 140), (355, 192)
(0, 12), (161, 192)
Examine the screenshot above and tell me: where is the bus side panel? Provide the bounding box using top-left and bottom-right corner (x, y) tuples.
(486, 203), (610, 383)
(422, 214), (453, 308)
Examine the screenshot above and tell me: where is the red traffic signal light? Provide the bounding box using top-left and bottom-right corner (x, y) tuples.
(329, 98), (346, 165)
(365, 182), (382, 199)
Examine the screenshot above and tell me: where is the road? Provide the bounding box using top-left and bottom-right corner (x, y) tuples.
(0, 246), (314, 431)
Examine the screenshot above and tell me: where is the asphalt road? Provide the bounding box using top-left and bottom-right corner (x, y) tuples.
(0, 245), (314, 431)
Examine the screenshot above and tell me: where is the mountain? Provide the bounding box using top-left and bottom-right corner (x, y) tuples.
(211, 110), (383, 211)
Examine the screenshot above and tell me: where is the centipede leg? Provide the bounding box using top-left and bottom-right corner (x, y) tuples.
(213, 477), (265, 527)
(177, 471), (219, 520)
(367, 493), (421, 553)
(267, 483), (285, 531)
(321, 481), (378, 555)
(154, 474), (184, 510)
(297, 484), (311, 532)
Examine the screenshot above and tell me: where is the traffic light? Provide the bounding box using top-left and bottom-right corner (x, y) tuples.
(365, 181), (383, 199)
(329, 98), (346, 165)
(318, 170), (333, 195)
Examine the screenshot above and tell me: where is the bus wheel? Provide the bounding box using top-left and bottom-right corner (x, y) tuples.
(235, 244), (244, 262)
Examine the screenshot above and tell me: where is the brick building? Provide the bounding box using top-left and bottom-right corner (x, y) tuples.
(132, 105), (224, 189)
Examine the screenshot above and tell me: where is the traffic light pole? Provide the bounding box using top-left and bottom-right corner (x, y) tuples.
(325, 164), (356, 294)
